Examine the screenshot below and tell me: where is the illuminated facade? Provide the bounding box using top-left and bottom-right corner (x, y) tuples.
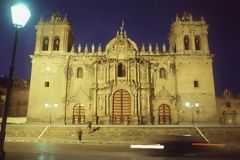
(27, 13), (217, 125)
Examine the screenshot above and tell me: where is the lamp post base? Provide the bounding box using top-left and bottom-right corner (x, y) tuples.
(0, 131), (6, 160)
(0, 152), (5, 160)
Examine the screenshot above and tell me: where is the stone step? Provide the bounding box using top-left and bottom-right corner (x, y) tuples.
(6, 125), (240, 146)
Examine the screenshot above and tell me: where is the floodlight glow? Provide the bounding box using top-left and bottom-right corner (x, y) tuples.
(44, 103), (49, 108)
(54, 104), (58, 108)
(11, 3), (31, 28)
(45, 66), (52, 72)
(195, 102), (199, 107)
(185, 102), (190, 107)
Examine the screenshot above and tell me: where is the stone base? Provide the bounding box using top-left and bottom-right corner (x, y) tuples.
(92, 115), (98, 125)
(131, 116), (139, 125)
(98, 116), (111, 125)
(146, 116), (153, 125)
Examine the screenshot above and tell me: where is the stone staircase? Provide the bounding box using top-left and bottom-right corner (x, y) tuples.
(6, 125), (201, 143)
(197, 127), (240, 146)
(6, 125), (46, 138)
(78, 126), (200, 143)
(5, 125), (240, 147)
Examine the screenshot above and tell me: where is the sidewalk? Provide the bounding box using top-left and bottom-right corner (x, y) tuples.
(5, 137), (132, 146)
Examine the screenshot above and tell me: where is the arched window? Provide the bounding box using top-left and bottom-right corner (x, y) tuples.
(159, 68), (166, 79)
(184, 35), (190, 50)
(77, 67), (83, 78)
(195, 36), (201, 50)
(53, 36), (60, 51)
(118, 63), (126, 77)
(42, 36), (49, 51)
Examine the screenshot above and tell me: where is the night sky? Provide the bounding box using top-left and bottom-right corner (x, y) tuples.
(0, 0), (240, 96)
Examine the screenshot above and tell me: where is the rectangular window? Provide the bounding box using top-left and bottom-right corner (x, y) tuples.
(44, 81), (49, 87)
(194, 80), (199, 88)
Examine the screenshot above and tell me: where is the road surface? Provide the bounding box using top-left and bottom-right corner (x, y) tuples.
(5, 142), (240, 160)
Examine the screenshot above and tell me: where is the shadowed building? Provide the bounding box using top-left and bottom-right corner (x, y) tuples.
(27, 12), (217, 125)
(216, 89), (240, 125)
(0, 77), (29, 117)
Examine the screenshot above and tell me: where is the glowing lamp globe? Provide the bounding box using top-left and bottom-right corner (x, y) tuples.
(11, 3), (31, 28)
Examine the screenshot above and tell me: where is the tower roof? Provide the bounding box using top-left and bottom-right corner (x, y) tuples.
(38, 12), (70, 25)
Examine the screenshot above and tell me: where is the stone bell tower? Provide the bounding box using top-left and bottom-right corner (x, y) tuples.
(27, 12), (75, 123)
(168, 12), (217, 123)
(34, 12), (74, 54)
(169, 12), (209, 55)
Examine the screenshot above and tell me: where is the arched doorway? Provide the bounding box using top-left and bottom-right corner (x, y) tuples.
(73, 103), (85, 124)
(158, 104), (171, 124)
(112, 89), (131, 124)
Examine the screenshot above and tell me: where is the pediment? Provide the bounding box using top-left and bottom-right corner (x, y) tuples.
(155, 86), (174, 99)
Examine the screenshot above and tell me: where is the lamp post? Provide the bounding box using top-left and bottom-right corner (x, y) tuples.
(0, 3), (31, 159)
(185, 102), (200, 124)
(44, 103), (58, 125)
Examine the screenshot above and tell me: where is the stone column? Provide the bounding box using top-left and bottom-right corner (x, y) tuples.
(132, 92), (139, 125)
(128, 62), (131, 85)
(134, 93), (137, 115)
(177, 34), (183, 54)
(106, 61), (109, 82)
(137, 90), (141, 124)
(114, 62), (117, 85)
(104, 64), (107, 83)
(135, 60), (138, 84)
(127, 60), (130, 82)
(102, 94), (110, 124)
(203, 33), (209, 53)
(35, 31), (41, 53)
(49, 31), (53, 53)
(62, 31), (69, 52)
(138, 63), (140, 84)
(147, 94), (152, 124)
(146, 63), (149, 83)
(93, 62), (98, 124)
(109, 95), (113, 124)
(191, 34), (196, 52)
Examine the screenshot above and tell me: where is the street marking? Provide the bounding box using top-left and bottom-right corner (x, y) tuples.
(130, 144), (164, 149)
(38, 124), (50, 139)
(195, 126), (210, 144)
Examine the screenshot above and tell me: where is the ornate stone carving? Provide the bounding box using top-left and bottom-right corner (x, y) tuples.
(156, 86), (174, 99)
(105, 22), (138, 59)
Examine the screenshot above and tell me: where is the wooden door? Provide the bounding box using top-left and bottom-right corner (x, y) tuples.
(158, 104), (171, 124)
(112, 89), (131, 124)
(73, 104), (85, 124)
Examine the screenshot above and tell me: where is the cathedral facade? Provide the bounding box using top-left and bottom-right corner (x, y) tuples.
(27, 13), (216, 125)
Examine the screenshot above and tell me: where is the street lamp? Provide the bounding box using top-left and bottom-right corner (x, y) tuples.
(44, 103), (58, 125)
(0, 3), (31, 159)
(185, 102), (200, 124)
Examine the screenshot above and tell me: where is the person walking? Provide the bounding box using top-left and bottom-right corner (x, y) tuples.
(87, 121), (92, 133)
(77, 128), (83, 142)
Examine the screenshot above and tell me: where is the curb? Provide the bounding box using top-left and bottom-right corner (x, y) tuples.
(5, 137), (131, 146)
